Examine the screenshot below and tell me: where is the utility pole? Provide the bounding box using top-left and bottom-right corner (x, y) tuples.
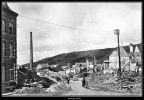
(93, 54), (96, 73)
(30, 32), (33, 71)
(114, 29), (122, 89)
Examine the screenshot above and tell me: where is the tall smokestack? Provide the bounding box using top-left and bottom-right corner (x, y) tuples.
(130, 43), (133, 53)
(30, 32), (33, 70)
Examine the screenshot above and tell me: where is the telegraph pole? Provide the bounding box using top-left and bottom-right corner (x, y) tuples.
(30, 32), (33, 71)
(114, 29), (122, 89)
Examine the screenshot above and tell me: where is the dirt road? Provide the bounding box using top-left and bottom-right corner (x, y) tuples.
(5, 78), (135, 97)
(61, 78), (129, 96)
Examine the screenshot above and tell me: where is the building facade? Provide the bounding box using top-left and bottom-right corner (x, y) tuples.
(2, 2), (18, 86)
(103, 43), (142, 74)
(109, 46), (130, 70)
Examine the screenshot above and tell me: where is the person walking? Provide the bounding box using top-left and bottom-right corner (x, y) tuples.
(66, 76), (70, 84)
(65, 74), (71, 91)
(82, 77), (86, 87)
(68, 76), (70, 84)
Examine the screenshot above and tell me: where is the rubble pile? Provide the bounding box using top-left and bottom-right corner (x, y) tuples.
(131, 75), (142, 83)
(88, 73), (119, 89)
(131, 82), (142, 95)
(46, 84), (58, 93)
(14, 87), (48, 94)
(91, 73), (113, 84)
(100, 77), (120, 90)
(13, 67), (72, 95)
(13, 82), (71, 95)
(88, 71), (142, 95)
(13, 76), (71, 95)
(50, 83), (72, 95)
(122, 71), (138, 79)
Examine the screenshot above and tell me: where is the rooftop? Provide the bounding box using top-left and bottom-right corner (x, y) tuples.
(2, 2), (18, 17)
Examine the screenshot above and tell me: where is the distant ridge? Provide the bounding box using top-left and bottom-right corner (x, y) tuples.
(22, 43), (142, 68)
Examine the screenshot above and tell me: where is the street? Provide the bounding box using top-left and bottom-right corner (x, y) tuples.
(5, 78), (138, 97)
(61, 78), (129, 96)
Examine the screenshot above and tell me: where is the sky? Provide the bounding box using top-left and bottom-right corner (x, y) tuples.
(7, 2), (142, 65)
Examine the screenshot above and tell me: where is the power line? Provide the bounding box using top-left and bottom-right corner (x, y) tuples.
(19, 15), (97, 31)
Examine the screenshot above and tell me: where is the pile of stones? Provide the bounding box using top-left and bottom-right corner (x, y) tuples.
(13, 82), (72, 96)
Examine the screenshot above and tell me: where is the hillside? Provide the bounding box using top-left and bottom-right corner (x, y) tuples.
(22, 43), (142, 68)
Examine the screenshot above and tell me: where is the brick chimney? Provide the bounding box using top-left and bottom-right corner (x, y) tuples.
(130, 43), (133, 53)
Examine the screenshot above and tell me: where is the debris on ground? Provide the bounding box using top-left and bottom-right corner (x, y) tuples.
(13, 82), (72, 95)
(88, 71), (142, 95)
(46, 84), (58, 93)
(131, 82), (142, 95)
(13, 70), (72, 95)
(14, 87), (48, 94)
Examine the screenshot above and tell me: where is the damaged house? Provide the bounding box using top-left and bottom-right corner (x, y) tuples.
(103, 43), (142, 74)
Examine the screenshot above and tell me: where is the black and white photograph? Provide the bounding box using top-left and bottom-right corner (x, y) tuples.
(2, 2), (142, 97)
